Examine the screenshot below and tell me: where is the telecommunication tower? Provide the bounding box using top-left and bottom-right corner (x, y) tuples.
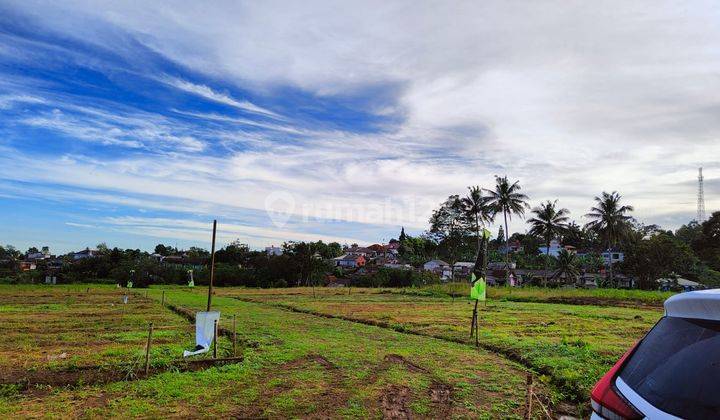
(697, 167), (706, 222)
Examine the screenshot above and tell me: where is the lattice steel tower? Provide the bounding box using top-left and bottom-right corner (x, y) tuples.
(698, 167), (706, 222)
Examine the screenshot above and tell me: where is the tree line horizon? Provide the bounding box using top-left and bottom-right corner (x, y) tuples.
(1, 175), (719, 289)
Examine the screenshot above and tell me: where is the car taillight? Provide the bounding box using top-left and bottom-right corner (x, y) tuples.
(590, 342), (642, 420)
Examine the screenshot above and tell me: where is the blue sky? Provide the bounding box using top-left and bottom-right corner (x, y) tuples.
(0, 1), (718, 254)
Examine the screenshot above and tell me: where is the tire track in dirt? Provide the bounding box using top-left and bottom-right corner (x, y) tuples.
(230, 297), (568, 412)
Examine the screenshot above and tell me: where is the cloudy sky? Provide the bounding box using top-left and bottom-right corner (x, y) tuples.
(0, 1), (717, 253)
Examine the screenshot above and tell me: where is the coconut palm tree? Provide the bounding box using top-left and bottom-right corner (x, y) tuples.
(553, 249), (580, 286)
(461, 186), (495, 255)
(484, 176), (530, 284)
(527, 200), (570, 286)
(584, 191), (634, 287)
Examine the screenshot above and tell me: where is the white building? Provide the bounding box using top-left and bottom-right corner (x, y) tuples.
(265, 246), (283, 256)
(601, 250), (624, 265)
(537, 239), (563, 257)
(423, 259), (452, 280)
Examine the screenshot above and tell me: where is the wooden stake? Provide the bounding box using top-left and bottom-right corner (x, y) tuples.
(86, 287), (90, 294)
(207, 220), (217, 312)
(144, 322), (154, 376)
(232, 314), (237, 357)
(470, 299), (478, 337)
(212, 319), (218, 359)
(475, 311), (479, 347)
(161, 290), (165, 306)
(525, 373), (533, 420)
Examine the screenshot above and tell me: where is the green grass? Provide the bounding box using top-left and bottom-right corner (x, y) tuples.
(393, 283), (674, 306)
(0, 286), (195, 373)
(217, 287), (664, 402)
(0, 286), (556, 418)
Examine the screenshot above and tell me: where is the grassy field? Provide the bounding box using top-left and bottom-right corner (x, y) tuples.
(0, 285), (197, 379)
(215, 286), (666, 404)
(391, 283), (674, 307)
(0, 285), (560, 419)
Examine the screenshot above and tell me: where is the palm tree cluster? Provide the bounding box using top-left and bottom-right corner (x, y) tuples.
(483, 176), (530, 282)
(527, 200), (570, 286)
(584, 191), (635, 286)
(427, 174), (636, 287)
(461, 186), (494, 253)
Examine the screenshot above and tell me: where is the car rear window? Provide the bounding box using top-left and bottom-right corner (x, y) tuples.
(619, 316), (720, 419)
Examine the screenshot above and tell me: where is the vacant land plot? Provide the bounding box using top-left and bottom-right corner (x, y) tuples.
(218, 286), (665, 403)
(412, 284), (673, 308)
(0, 285), (201, 390)
(0, 286), (557, 418)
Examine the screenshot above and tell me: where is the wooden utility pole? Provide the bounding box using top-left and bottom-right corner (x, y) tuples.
(207, 220), (217, 312)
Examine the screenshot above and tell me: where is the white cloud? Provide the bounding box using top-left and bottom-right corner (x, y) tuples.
(65, 222), (97, 228)
(1, 0), (719, 246)
(0, 94), (45, 109)
(102, 216), (365, 247)
(162, 76), (280, 118)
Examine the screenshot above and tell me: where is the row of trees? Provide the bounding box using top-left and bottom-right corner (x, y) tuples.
(413, 176), (720, 289)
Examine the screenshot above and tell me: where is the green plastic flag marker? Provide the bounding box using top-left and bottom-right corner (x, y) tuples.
(470, 273), (486, 301)
(188, 279), (194, 287)
(127, 281), (133, 288)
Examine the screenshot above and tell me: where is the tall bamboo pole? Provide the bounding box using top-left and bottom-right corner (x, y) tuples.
(207, 220), (217, 312)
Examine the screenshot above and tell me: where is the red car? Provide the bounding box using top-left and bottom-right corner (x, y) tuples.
(591, 290), (720, 419)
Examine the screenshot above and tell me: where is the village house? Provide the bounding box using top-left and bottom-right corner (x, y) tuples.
(386, 241), (401, 255)
(601, 249), (624, 265)
(73, 248), (98, 260)
(344, 245), (375, 258)
(160, 255), (206, 270)
(19, 261), (36, 271)
(452, 262), (475, 278)
(499, 239), (523, 254)
(265, 246), (283, 256)
(537, 239), (577, 257)
(335, 254), (366, 268)
(423, 259), (452, 280)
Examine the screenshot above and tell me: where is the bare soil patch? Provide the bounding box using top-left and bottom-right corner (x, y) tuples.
(383, 354), (429, 374)
(380, 385), (412, 419)
(2, 357), (244, 394)
(429, 381), (453, 418)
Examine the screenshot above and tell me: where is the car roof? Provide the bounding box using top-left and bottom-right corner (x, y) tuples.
(664, 289), (720, 321)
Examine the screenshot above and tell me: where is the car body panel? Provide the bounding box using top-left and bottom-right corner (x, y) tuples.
(592, 289), (720, 419)
(664, 289), (720, 321)
(615, 377), (680, 420)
